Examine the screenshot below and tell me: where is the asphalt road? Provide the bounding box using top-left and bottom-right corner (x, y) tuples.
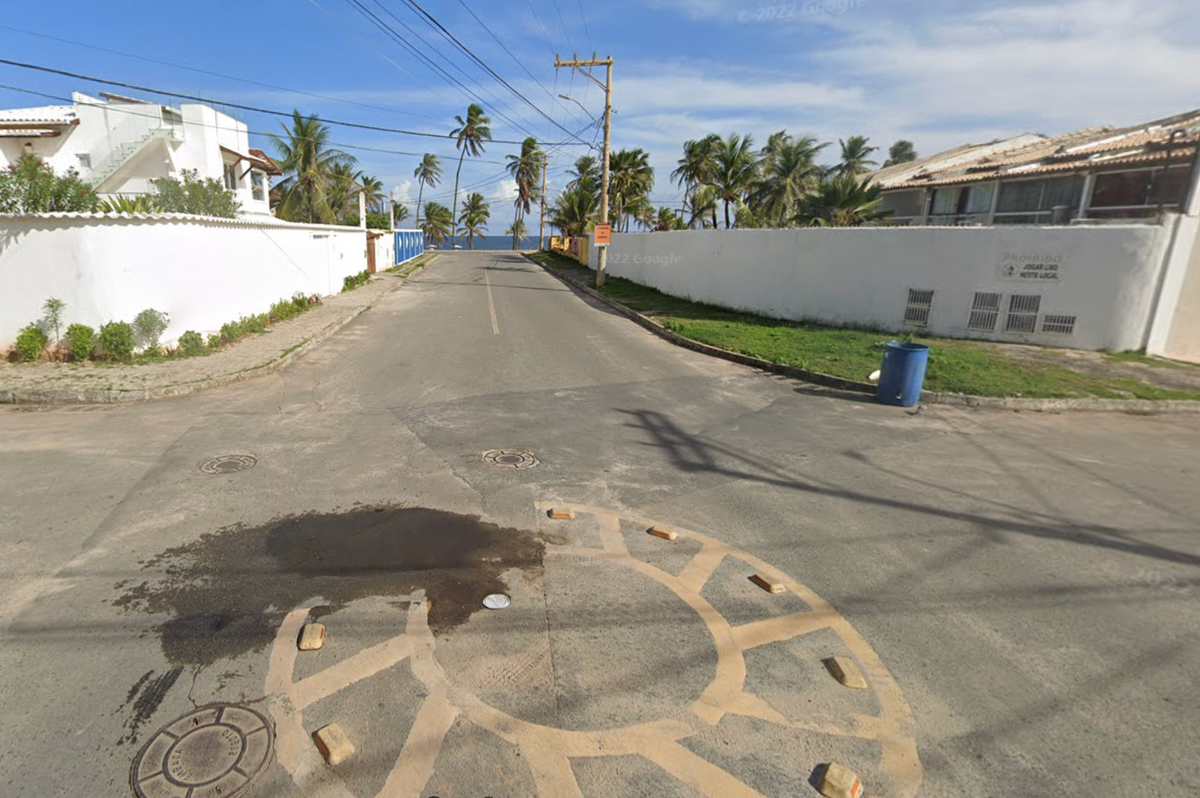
(1, 250), (1198, 798)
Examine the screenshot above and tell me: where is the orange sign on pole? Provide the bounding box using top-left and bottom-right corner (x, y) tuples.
(593, 223), (612, 246)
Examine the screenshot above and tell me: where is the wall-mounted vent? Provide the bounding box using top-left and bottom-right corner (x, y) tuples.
(904, 289), (934, 326)
(1005, 294), (1041, 333)
(1041, 314), (1077, 335)
(967, 292), (1002, 331)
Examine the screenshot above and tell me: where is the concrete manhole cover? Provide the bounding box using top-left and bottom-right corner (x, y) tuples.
(200, 455), (258, 474)
(482, 449), (538, 469)
(131, 704), (272, 798)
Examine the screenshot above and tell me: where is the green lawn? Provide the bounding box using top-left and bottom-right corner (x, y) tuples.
(527, 250), (1200, 400)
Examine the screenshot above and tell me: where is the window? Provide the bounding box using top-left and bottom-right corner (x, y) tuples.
(223, 163), (239, 191)
(994, 176), (1084, 223)
(929, 184), (994, 221)
(1005, 294), (1041, 333)
(251, 170), (265, 201)
(967, 292), (1002, 331)
(76, 153), (91, 169)
(904, 289), (934, 326)
(1041, 314), (1077, 335)
(1090, 167), (1188, 210)
(879, 189), (924, 219)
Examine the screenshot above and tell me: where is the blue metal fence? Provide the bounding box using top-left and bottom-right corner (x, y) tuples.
(393, 229), (425, 266)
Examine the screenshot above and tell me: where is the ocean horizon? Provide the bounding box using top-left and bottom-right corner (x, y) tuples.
(424, 235), (545, 252)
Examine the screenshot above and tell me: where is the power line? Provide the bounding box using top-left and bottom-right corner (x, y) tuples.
(0, 83), (506, 165)
(0, 57), (589, 146)
(395, 0), (590, 146)
(0, 23), (446, 123)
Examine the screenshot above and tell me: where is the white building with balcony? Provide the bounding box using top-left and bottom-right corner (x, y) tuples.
(0, 91), (281, 215)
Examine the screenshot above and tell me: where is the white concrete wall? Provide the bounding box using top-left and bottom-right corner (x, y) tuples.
(602, 224), (1177, 351)
(0, 214), (368, 348)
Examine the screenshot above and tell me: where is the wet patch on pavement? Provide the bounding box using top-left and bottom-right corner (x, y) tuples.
(118, 667), (184, 745)
(113, 507), (545, 667)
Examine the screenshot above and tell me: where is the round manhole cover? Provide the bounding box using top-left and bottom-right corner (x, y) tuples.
(132, 704), (272, 798)
(200, 455), (258, 474)
(482, 450), (538, 469)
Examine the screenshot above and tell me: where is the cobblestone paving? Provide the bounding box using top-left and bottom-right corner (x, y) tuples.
(0, 276), (404, 403)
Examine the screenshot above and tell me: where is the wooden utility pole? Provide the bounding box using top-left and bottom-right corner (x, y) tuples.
(554, 53), (613, 286)
(538, 157), (548, 251)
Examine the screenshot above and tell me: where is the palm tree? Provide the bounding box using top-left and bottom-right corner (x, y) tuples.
(567, 155), (600, 197)
(752, 135), (827, 227)
(458, 192), (490, 250)
(422, 201), (453, 247)
(325, 161), (360, 223)
(688, 184), (720, 229)
(648, 206), (687, 231)
(712, 133), (758, 228)
(268, 111), (356, 224)
(392, 202), (410, 225)
(550, 187), (598, 238)
(506, 137), (545, 250)
(449, 103), (492, 248)
(608, 148), (654, 232)
(671, 135), (719, 227)
(837, 135), (879, 177)
(357, 173), (386, 214)
(413, 154), (441, 227)
(884, 140), (918, 167)
(505, 218), (527, 249)
(794, 175), (893, 227)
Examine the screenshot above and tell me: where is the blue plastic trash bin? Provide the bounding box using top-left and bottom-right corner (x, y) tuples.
(876, 341), (929, 407)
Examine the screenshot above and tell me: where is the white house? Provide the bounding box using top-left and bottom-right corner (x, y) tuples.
(0, 92), (281, 215)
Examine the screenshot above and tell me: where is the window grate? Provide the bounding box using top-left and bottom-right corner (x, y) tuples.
(904, 289), (934, 326)
(1005, 294), (1041, 333)
(1042, 314), (1077, 335)
(967, 292), (1002, 331)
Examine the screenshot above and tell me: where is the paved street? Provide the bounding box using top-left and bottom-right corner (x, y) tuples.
(2, 250), (1198, 798)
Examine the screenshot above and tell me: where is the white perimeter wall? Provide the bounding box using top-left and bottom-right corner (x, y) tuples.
(0, 214), (368, 347)
(602, 224), (1177, 351)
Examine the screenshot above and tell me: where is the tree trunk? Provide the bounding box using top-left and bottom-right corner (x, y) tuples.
(724, 199), (731, 229)
(415, 182), (425, 229)
(452, 149), (466, 248)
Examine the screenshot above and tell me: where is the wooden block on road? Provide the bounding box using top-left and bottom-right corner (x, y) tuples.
(648, 525), (678, 541)
(314, 723), (354, 766)
(298, 623), (326, 651)
(818, 762), (864, 798)
(823, 656), (868, 690)
(549, 507), (575, 520)
(749, 573), (786, 594)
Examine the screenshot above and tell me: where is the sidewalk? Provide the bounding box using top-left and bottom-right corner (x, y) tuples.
(0, 275), (404, 404)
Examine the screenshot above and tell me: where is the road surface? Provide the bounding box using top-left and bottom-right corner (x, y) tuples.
(1, 251), (1198, 797)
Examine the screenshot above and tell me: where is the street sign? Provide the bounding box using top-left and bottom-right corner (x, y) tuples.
(593, 223), (612, 246)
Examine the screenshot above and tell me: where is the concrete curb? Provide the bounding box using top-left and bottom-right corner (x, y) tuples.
(0, 297), (380, 406)
(529, 256), (1200, 415)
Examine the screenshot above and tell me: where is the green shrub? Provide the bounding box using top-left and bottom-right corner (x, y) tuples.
(64, 323), (96, 361)
(270, 298), (298, 322)
(178, 330), (205, 357)
(98, 321), (135, 362)
(13, 324), (48, 361)
(148, 170), (240, 218)
(42, 298), (66, 346)
(133, 308), (170, 351)
(292, 292), (309, 311)
(206, 333), (222, 349)
(219, 321), (242, 345)
(239, 314), (268, 335)
(342, 270), (370, 292)
(0, 154), (98, 214)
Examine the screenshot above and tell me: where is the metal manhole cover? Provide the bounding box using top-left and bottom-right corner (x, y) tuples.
(482, 449), (538, 469)
(482, 593), (511, 609)
(131, 704), (273, 798)
(200, 455), (258, 474)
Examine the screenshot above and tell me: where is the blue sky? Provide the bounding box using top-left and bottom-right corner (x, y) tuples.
(2, 0), (1199, 222)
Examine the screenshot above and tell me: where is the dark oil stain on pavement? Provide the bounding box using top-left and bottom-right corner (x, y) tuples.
(117, 667), (183, 745)
(114, 507), (545, 667)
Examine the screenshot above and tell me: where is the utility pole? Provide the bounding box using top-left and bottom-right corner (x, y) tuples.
(538, 157), (548, 251)
(555, 53), (613, 286)
(389, 190), (396, 231)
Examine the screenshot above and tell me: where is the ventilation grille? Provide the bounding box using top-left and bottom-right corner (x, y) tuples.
(967, 292), (1002, 331)
(1041, 314), (1077, 335)
(904, 289), (934, 326)
(1005, 294), (1041, 333)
